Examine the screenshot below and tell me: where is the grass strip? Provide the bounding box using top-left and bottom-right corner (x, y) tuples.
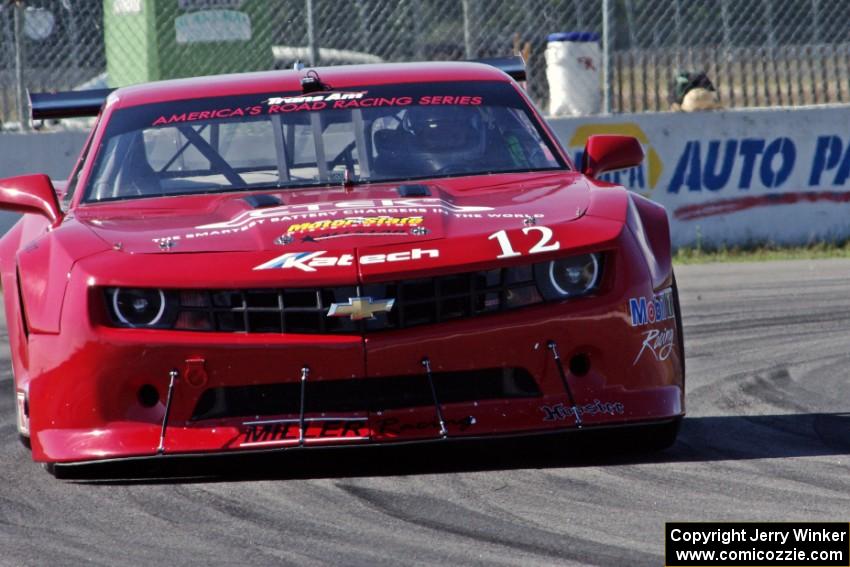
(673, 241), (850, 264)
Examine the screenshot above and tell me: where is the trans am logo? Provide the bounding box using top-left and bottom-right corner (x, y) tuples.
(266, 91), (367, 105)
(628, 288), (675, 326)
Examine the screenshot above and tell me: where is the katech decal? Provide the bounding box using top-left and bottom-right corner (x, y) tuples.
(633, 327), (675, 365)
(254, 248), (439, 272)
(628, 288), (675, 326)
(540, 399), (625, 421)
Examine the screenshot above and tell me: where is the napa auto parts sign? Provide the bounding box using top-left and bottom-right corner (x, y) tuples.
(550, 106), (850, 247)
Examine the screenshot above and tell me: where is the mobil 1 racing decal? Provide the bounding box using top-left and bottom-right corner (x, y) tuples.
(254, 247), (439, 272)
(628, 287), (675, 326)
(540, 399), (625, 421)
(633, 327), (675, 365)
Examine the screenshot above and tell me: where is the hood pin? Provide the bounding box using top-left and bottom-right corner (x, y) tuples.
(158, 239), (176, 251)
(410, 226), (429, 236)
(274, 234), (295, 245)
(523, 216), (537, 227)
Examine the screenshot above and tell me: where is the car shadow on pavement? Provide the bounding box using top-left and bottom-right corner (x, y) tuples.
(65, 412), (850, 485)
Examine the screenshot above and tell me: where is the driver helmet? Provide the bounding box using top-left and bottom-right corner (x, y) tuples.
(402, 105), (487, 158)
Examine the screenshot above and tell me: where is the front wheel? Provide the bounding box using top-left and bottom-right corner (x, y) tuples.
(633, 417), (682, 452)
(599, 417), (683, 454)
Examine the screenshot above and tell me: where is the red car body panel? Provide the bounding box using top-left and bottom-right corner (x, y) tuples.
(1, 62), (684, 467)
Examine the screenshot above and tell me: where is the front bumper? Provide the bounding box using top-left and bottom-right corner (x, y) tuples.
(26, 234), (684, 464)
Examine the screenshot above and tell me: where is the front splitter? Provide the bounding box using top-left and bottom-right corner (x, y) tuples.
(45, 416), (683, 480)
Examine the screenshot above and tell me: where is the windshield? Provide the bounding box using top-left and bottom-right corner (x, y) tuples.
(83, 81), (565, 202)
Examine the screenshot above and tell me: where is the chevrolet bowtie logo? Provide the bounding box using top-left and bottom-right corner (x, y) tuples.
(326, 296), (395, 320)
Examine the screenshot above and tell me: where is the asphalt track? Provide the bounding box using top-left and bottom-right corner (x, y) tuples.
(0, 259), (848, 566)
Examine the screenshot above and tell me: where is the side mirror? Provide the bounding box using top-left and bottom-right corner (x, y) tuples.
(581, 135), (644, 179)
(0, 174), (63, 227)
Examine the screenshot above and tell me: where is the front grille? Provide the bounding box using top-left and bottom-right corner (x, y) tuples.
(191, 367), (541, 421)
(170, 266), (544, 334)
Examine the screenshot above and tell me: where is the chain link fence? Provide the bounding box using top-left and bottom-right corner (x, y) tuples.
(3, 0), (850, 126)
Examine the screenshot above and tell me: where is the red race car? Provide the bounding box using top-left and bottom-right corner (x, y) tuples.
(0, 58), (684, 475)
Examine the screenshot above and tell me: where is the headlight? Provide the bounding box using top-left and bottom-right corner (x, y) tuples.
(534, 253), (601, 301)
(108, 288), (175, 328)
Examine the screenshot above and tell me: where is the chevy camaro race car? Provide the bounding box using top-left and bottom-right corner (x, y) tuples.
(0, 59), (684, 475)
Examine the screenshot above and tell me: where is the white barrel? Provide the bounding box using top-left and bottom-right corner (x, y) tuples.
(545, 32), (602, 116)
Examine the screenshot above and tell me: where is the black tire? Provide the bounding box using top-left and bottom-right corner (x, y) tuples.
(18, 434), (31, 450)
(637, 417), (682, 452)
(602, 417), (682, 454)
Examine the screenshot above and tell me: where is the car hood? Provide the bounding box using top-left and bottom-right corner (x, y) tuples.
(75, 172), (592, 255)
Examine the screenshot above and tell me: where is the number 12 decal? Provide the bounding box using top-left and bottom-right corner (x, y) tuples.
(488, 227), (560, 259)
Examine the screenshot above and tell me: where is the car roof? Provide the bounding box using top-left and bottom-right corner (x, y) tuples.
(112, 62), (514, 109)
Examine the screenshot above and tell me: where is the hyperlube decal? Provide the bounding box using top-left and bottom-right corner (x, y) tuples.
(540, 400), (625, 421)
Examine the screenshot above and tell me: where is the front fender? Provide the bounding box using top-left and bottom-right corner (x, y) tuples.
(627, 192), (673, 290)
(16, 221), (110, 334)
